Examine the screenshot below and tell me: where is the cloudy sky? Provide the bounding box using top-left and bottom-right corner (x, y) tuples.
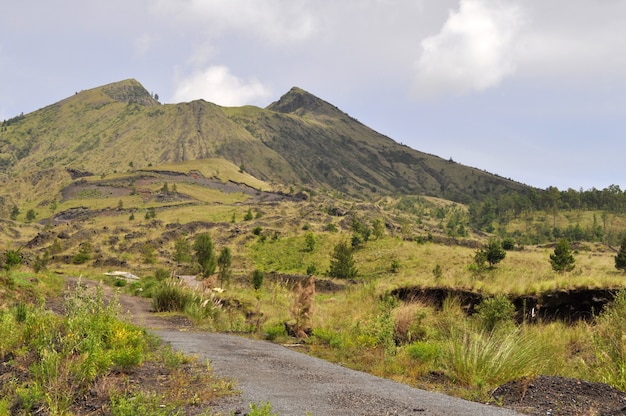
(2, 0), (625, 191)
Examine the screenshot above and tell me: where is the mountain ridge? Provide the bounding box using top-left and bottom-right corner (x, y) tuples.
(0, 79), (532, 212)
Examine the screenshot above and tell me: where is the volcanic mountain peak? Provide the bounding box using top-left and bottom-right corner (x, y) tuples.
(99, 79), (160, 106)
(266, 87), (346, 118)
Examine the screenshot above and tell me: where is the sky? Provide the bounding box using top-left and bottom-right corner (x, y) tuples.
(2, 0), (625, 191)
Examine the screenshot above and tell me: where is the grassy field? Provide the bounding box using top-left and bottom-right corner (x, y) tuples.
(3, 166), (626, 409)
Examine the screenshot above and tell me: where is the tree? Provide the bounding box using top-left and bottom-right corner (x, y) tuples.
(304, 232), (316, 252)
(3, 249), (23, 271)
(252, 269), (264, 290)
(72, 241), (92, 265)
(217, 247), (232, 287)
(372, 218), (385, 240)
(26, 209), (36, 222)
(194, 233), (217, 278)
(10, 205), (19, 220)
(615, 236), (626, 272)
(145, 207), (156, 219)
(142, 243), (157, 264)
(328, 241), (358, 279)
(174, 237), (191, 264)
(550, 238), (575, 273)
(472, 239), (505, 271)
(484, 239), (506, 268)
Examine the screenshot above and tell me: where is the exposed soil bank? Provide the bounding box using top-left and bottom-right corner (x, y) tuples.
(390, 286), (621, 322)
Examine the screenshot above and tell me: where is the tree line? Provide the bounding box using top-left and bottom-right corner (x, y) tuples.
(468, 184), (626, 244)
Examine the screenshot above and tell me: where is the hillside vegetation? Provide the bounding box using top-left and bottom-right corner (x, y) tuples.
(2, 79), (626, 413)
(0, 79), (530, 215)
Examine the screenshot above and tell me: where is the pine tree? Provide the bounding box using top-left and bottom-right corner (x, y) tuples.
(484, 239), (506, 268)
(328, 241), (357, 279)
(194, 233), (217, 278)
(174, 237), (191, 264)
(615, 237), (626, 272)
(550, 238), (575, 273)
(217, 247), (232, 287)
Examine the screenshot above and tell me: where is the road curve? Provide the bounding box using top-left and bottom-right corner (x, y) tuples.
(153, 330), (523, 416)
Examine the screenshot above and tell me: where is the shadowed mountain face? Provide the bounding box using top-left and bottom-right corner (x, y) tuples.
(0, 79), (530, 203)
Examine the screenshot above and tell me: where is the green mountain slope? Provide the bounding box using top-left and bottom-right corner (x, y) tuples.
(0, 79), (531, 211)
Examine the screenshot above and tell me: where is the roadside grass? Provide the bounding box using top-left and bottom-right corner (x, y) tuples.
(0, 273), (235, 415)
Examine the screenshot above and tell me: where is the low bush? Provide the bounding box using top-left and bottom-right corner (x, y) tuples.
(474, 296), (516, 333)
(312, 327), (344, 348)
(264, 323), (287, 341)
(406, 341), (440, 362)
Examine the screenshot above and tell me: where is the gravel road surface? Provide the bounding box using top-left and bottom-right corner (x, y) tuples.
(153, 330), (523, 416)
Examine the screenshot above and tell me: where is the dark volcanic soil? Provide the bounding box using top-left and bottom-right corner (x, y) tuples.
(493, 375), (626, 416)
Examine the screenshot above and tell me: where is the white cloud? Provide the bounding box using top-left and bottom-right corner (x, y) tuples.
(153, 0), (317, 45)
(412, 0), (526, 99)
(172, 65), (272, 106)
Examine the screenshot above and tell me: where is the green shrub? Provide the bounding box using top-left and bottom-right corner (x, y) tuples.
(111, 392), (173, 416)
(306, 264), (317, 275)
(14, 301), (28, 322)
(474, 296), (516, 333)
(312, 327), (343, 348)
(248, 402), (279, 416)
(252, 269), (264, 290)
(406, 341), (440, 362)
(264, 323), (287, 341)
(328, 241), (358, 279)
(113, 279), (127, 287)
(3, 249), (23, 270)
(502, 238), (516, 250)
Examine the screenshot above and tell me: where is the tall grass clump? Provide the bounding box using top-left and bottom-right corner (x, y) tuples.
(152, 278), (192, 312)
(392, 302), (429, 345)
(590, 290), (626, 389)
(439, 327), (548, 391)
(184, 290), (222, 324)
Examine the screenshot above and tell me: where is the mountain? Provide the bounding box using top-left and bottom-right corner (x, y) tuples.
(0, 79), (531, 209)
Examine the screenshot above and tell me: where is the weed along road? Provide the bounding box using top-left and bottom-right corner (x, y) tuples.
(152, 330), (524, 416)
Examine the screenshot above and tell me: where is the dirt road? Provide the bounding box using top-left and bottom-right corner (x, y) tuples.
(101, 281), (522, 415)
(153, 329), (522, 416)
